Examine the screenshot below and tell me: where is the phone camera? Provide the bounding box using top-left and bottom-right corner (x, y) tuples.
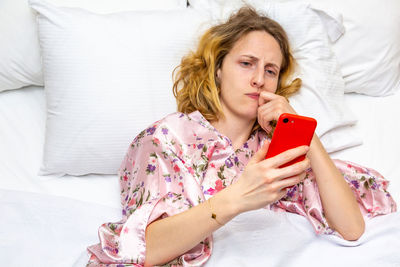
(283, 118), (289, 123)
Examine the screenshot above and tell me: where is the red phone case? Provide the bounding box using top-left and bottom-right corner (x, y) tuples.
(265, 113), (317, 168)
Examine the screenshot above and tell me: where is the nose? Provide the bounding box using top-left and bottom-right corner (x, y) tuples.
(251, 66), (265, 88)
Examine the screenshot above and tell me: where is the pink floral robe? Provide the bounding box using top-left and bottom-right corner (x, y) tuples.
(87, 111), (397, 266)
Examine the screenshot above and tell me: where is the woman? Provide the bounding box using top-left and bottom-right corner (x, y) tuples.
(87, 6), (396, 267)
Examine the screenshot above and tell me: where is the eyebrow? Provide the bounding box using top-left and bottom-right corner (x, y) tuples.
(242, 55), (280, 70)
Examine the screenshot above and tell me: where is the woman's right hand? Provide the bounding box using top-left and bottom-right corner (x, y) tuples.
(229, 141), (310, 214)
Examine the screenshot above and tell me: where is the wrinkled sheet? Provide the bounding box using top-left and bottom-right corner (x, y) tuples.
(1, 189), (399, 267)
(205, 209), (400, 267)
(0, 189), (121, 267)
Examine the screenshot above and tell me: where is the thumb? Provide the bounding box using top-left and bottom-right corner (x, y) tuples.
(249, 140), (270, 165)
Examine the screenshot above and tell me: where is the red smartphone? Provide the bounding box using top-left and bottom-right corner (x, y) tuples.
(265, 113), (317, 168)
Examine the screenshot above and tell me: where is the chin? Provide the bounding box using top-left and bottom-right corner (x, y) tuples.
(240, 110), (258, 122)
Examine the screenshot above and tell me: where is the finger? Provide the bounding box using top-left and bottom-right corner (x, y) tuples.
(258, 156), (309, 188)
(260, 155), (308, 184)
(276, 171), (307, 191)
(257, 105), (279, 131)
(258, 91), (280, 106)
(271, 158), (310, 184)
(258, 98), (294, 121)
(268, 146), (309, 169)
(248, 140), (270, 165)
(258, 93), (297, 117)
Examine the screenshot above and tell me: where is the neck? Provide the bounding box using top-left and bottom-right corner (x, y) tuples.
(211, 114), (256, 150)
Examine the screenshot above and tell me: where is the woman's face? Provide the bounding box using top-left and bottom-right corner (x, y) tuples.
(216, 30), (282, 122)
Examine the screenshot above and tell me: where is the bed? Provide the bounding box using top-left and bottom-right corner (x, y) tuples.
(1, 0), (399, 266)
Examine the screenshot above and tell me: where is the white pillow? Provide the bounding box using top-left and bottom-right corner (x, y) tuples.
(0, 0), (43, 91)
(0, 0), (187, 92)
(300, 0), (400, 96)
(32, 0), (360, 176)
(190, 0), (361, 153)
(263, 2), (360, 151)
(30, 0), (212, 176)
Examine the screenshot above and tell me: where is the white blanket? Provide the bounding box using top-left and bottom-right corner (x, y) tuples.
(206, 209), (400, 267)
(0, 189), (121, 266)
(1, 88), (400, 266)
(1, 189), (399, 267)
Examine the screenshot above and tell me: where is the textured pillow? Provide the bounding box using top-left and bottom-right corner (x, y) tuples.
(0, 0), (43, 91)
(262, 1), (359, 150)
(297, 0), (400, 96)
(32, 0), (361, 176)
(0, 0), (187, 92)
(190, 0), (361, 153)
(30, 0), (211, 176)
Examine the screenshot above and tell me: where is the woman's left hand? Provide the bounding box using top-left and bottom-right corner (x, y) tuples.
(257, 91), (297, 133)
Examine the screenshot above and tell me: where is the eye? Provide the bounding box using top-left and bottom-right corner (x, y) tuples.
(266, 69), (276, 76)
(240, 61), (252, 67)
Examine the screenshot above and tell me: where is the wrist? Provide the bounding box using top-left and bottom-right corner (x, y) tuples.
(211, 185), (241, 224)
(308, 134), (324, 159)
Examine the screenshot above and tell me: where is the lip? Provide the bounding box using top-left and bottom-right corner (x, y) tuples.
(246, 93), (260, 100)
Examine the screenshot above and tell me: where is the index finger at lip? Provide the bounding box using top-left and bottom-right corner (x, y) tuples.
(258, 91), (279, 106)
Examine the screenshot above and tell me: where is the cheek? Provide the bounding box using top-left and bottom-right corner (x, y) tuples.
(265, 79), (279, 93)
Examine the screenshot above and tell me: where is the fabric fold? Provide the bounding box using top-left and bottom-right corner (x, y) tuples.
(87, 111), (397, 266)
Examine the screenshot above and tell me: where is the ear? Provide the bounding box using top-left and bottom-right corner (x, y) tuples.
(216, 68), (221, 80)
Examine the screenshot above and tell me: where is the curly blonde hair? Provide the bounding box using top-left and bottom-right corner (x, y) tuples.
(173, 6), (301, 132)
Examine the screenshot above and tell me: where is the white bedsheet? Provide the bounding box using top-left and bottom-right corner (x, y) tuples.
(330, 92), (400, 204)
(206, 209), (400, 267)
(1, 86), (399, 266)
(1, 188), (399, 267)
(0, 189), (121, 267)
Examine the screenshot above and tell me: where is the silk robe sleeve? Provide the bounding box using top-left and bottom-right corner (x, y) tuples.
(270, 159), (397, 238)
(86, 122), (211, 266)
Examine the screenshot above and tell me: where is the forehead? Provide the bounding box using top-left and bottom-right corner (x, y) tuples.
(229, 31), (282, 66)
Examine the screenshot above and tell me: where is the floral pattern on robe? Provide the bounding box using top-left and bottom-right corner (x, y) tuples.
(87, 110), (397, 266)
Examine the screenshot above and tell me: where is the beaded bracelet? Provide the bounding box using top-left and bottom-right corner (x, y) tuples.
(207, 198), (224, 226)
